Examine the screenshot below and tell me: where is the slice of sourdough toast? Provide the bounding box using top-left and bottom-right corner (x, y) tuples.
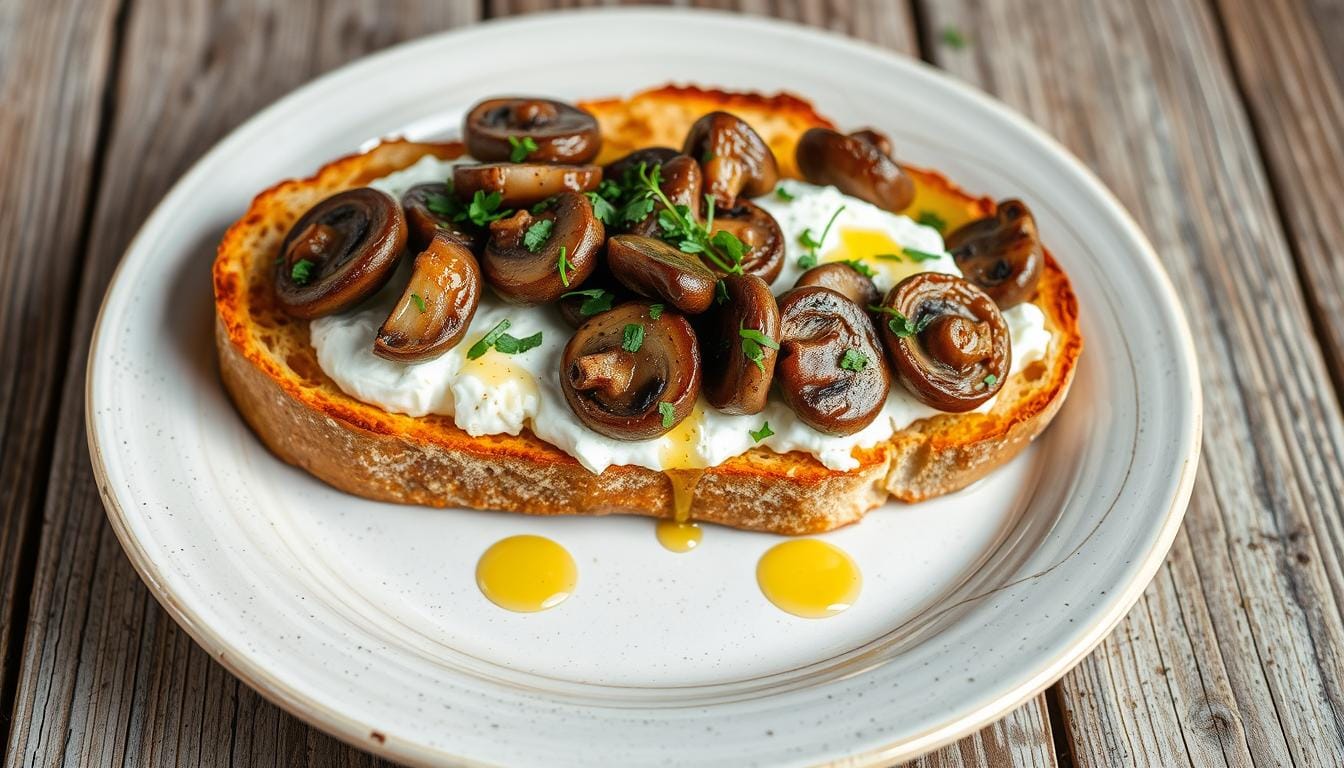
(213, 86), (1081, 534)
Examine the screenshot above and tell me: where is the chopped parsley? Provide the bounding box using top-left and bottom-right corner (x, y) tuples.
(426, 188), (513, 227)
(584, 190), (617, 223)
(916, 210), (948, 232)
(523, 219), (554, 253)
(508, 135), (539, 162)
(774, 186), (796, 201)
(739, 325), (780, 372)
(903, 246), (944, 262)
(637, 164), (748, 275)
(561, 288), (615, 317)
(870, 305), (934, 338)
(530, 197), (555, 214)
(290, 259), (315, 285)
(941, 25), (969, 50)
(796, 205), (845, 269)
(557, 245), (573, 287)
(411, 293), (427, 313)
(622, 323), (645, 353)
(586, 171), (654, 227)
(648, 303), (664, 320)
(983, 373), (999, 387)
(467, 319), (542, 359)
(749, 421), (775, 443)
(840, 348), (869, 372)
(658, 401), (677, 428)
(843, 259), (876, 278)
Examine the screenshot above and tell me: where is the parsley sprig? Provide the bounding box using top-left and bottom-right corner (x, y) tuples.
(636, 164), (748, 275)
(870, 305), (934, 338)
(658, 402), (677, 428)
(523, 219), (553, 252)
(557, 245), (573, 287)
(840, 348), (869, 372)
(508, 135), (539, 162)
(426, 188), (513, 227)
(739, 324), (780, 372)
(467, 319), (543, 359)
(749, 421), (774, 442)
(290, 259), (315, 285)
(622, 323), (645, 353)
(796, 205), (846, 269)
(561, 288), (615, 318)
(875, 246), (945, 264)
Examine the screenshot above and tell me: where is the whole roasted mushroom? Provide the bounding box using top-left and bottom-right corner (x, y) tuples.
(794, 262), (880, 308)
(795, 127), (915, 213)
(453, 163), (601, 209)
(707, 200), (784, 283)
(623, 155), (704, 237)
(776, 287), (890, 436)
(374, 232), (482, 362)
(463, 97), (601, 164)
(401, 183), (483, 253)
(482, 190), (603, 304)
(274, 187), (407, 319)
(561, 302), (701, 440)
(944, 199), (1044, 309)
(877, 272), (1010, 412)
(606, 235), (718, 314)
(683, 112), (780, 207)
(700, 274), (780, 415)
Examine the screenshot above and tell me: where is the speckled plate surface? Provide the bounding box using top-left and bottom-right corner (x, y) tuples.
(87, 9), (1200, 767)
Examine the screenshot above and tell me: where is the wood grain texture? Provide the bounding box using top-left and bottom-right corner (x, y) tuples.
(921, 0), (1344, 764)
(3, 2), (475, 766)
(0, 0), (123, 746)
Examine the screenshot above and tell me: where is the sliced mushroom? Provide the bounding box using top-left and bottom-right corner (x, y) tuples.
(944, 199), (1044, 309)
(561, 302), (701, 440)
(683, 112), (780, 207)
(482, 190), (603, 304)
(623, 155), (704, 237)
(606, 235), (718, 314)
(707, 200), (784, 283)
(374, 232), (482, 362)
(794, 262), (880, 308)
(401, 183), (483, 253)
(848, 128), (893, 157)
(604, 146), (679, 180)
(463, 97), (601, 164)
(776, 287), (890, 436)
(877, 272), (1010, 412)
(795, 127), (915, 213)
(453, 163), (601, 209)
(274, 188), (407, 319)
(700, 275), (780, 415)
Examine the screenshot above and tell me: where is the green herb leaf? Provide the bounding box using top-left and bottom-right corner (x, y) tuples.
(524, 219), (554, 253)
(634, 163), (745, 275)
(621, 323), (644, 353)
(561, 288), (615, 317)
(797, 228), (822, 250)
(585, 191), (617, 224)
(715, 279), (730, 304)
(508, 135), (539, 163)
(903, 246), (944, 263)
(941, 25), (968, 50)
(411, 293), (427, 313)
(467, 190), (512, 226)
(467, 319), (512, 360)
(531, 197), (556, 214)
(843, 259), (876, 278)
(840, 348), (869, 371)
(983, 373), (999, 387)
(795, 206), (846, 270)
(557, 245), (573, 287)
(700, 149), (715, 164)
(739, 325), (779, 373)
(659, 401), (676, 428)
(749, 421), (775, 443)
(916, 210), (947, 233)
(493, 331), (543, 355)
(424, 192), (461, 218)
(774, 186), (796, 201)
(290, 259), (315, 285)
(648, 303), (664, 320)
(875, 252), (903, 262)
(797, 251), (818, 269)
(869, 306), (933, 338)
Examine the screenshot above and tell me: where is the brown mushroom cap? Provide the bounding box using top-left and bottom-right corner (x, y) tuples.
(944, 199), (1044, 309)
(374, 232), (482, 362)
(795, 127), (915, 213)
(274, 188), (407, 319)
(622, 155), (704, 237)
(706, 200), (784, 283)
(401, 183), (483, 253)
(453, 162), (601, 209)
(794, 262), (880, 308)
(878, 272), (1010, 412)
(700, 275), (780, 415)
(561, 302), (701, 440)
(482, 190), (603, 305)
(848, 128), (894, 157)
(603, 147), (680, 180)
(776, 287), (890, 436)
(463, 97), (601, 164)
(683, 111), (780, 208)
(606, 235), (718, 314)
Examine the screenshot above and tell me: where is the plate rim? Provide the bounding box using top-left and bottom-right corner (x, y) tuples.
(84, 7), (1203, 765)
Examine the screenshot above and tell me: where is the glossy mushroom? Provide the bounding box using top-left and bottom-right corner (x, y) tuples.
(700, 274), (780, 415)
(794, 262), (880, 308)
(706, 200), (784, 283)
(776, 287), (890, 436)
(944, 198), (1044, 309)
(482, 190), (603, 304)
(453, 162), (601, 209)
(463, 97), (601, 164)
(623, 155), (704, 237)
(561, 302), (701, 440)
(603, 146), (680, 180)
(683, 112), (780, 207)
(877, 272), (1010, 412)
(848, 128), (893, 157)
(401, 183), (483, 253)
(606, 235), (718, 314)
(274, 187), (407, 319)
(374, 232), (482, 362)
(795, 127), (915, 213)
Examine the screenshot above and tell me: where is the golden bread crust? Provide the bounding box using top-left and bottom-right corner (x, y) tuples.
(213, 87), (1081, 534)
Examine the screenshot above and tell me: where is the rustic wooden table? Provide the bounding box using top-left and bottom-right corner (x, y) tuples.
(3, 0), (1343, 765)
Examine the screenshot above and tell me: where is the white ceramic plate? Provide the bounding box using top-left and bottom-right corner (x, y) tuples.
(88, 9), (1200, 767)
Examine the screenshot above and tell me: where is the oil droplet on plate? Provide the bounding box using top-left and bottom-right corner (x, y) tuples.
(756, 539), (861, 618)
(655, 520), (702, 552)
(476, 535), (577, 612)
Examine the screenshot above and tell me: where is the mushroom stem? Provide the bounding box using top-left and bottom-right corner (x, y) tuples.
(570, 350), (637, 399)
(922, 316), (993, 370)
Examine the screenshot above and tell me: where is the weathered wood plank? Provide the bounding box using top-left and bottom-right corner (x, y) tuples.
(0, 0), (124, 755)
(921, 0), (1344, 765)
(3, 2), (477, 766)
